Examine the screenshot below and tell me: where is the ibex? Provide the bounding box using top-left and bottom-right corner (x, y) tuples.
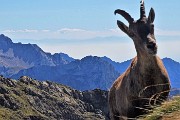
(108, 0), (171, 119)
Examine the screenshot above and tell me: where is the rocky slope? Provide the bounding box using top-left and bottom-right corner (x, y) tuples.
(0, 76), (109, 120)
(1, 76), (179, 120)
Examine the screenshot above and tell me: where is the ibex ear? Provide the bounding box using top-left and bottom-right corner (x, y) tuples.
(117, 20), (133, 38)
(148, 8), (155, 23)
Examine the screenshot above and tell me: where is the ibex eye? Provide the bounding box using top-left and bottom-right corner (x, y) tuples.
(151, 24), (154, 28)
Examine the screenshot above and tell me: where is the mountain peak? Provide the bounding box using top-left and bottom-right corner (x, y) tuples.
(81, 56), (101, 61)
(54, 53), (75, 62)
(163, 57), (173, 60)
(163, 57), (180, 64)
(0, 34), (13, 45)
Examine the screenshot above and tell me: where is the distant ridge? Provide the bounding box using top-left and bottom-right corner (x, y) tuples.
(0, 34), (179, 90)
(12, 56), (120, 90)
(0, 34), (74, 76)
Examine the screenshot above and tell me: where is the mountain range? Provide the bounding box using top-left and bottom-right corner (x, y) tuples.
(0, 34), (179, 90)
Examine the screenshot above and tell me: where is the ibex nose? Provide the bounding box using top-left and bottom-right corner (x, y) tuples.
(147, 41), (156, 49)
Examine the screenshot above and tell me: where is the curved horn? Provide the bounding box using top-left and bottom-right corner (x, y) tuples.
(114, 9), (134, 24)
(140, 0), (146, 19)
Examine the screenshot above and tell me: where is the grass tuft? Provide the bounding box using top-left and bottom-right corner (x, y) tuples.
(138, 96), (180, 120)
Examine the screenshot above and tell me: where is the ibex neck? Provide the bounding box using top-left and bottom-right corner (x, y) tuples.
(136, 54), (158, 73)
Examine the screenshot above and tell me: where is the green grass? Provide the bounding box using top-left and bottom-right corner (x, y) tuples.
(138, 96), (180, 120)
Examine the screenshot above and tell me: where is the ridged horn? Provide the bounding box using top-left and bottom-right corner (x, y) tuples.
(114, 9), (134, 24)
(140, 0), (146, 19)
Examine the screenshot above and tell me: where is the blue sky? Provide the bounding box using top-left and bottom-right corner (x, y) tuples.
(0, 0), (180, 62)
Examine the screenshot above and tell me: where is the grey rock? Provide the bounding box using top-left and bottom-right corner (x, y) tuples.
(0, 94), (20, 110)
(0, 76), (16, 87)
(0, 85), (9, 94)
(0, 76), (109, 119)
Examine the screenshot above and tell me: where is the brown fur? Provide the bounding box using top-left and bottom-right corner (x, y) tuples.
(109, 1), (170, 120)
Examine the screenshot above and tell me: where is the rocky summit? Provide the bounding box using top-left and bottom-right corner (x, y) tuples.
(0, 76), (109, 120)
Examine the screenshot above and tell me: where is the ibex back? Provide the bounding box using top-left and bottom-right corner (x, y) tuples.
(108, 0), (171, 119)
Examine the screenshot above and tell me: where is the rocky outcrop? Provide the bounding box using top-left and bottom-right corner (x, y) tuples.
(0, 76), (109, 120)
(82, 89), (109, 118)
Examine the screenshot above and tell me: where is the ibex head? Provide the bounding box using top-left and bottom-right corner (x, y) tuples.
(115, 0), (157, 55)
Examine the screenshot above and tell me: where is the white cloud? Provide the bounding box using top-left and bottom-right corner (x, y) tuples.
(23, 29), (38, 33)
(156, 28), (180, 36)
(54, 28), (125, 39)
(2, 30), (16, 33)
(1, 28), (125, 40)
(1, 28), (180, 41)
(109, 28), (121, 33)
(41, 30), (50, 32)
(57, 28), (87, 33)
(2, 29), (38, 33)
